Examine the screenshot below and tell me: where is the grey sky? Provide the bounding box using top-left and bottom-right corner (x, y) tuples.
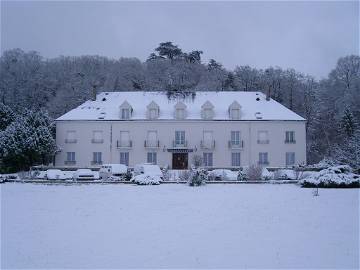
(1, 1), (359, 79)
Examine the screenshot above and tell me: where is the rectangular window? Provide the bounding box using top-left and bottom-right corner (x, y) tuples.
(231, 152), (241, 167)
(119, 131), (130, 147)
(92, 131), (103, 143)
(285, 131), (296, 143)
(147, 152), (157, 164)
(149, 108), (157, 119)
(93, 152), (102, 163)
(231, 131), (241, 145)
(204, 108), (212, 119)
(121, 109), (130, 120)
(257, 131), (269, 144)
(259, 152), (269, 165)
(286, 152), (295, 166)
(120, 152), (129, 166)
(66, 152), (75, 162)
(231, 109), (240, 120)
(147, 130), (158, 146)
(203, 153), (213, 167)
(175, 131), (185, 145)
(65, 131), (76, 143)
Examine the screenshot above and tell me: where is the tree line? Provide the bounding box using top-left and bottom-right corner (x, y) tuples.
(0, 42), (359, 172)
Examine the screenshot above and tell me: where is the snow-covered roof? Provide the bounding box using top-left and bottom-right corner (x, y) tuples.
(56, 91), (305, 121)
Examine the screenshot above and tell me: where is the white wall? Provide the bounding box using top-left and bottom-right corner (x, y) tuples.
(55, 120), (306, 168)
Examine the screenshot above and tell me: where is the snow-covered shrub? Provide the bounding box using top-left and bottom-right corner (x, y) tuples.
(237, 169), (248, 181)
(131, 174), (161, 185)
(261, 168), (272, 180)
(187, 168), (207, 186)
(161, 165), (170, 181)
(124, 169), (133, 181)
(179, 170), (191, 182)
(300, 165), (359, 188)
(246, 165), (263, 181)
(208, 169), (238, 181)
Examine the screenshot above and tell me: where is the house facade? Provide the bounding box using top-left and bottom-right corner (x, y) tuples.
(55, 91), (306, 169)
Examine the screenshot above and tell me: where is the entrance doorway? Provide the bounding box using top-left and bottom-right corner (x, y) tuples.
(172, 153), (188, 169)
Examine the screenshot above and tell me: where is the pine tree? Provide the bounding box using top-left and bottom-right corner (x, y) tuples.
(341, 108), (357, 137)
(0, 102), (15, 131)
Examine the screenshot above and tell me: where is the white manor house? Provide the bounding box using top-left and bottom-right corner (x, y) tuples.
(55, 91), (306, 169)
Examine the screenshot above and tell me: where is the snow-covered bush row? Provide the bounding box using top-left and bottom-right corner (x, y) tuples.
(131, 174), (161, 185)
(187, 168), (207, 186)
(300, 165), (359, 188)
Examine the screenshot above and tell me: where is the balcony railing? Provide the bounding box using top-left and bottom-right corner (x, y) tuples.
(117, 140), (133, 148)
(65, 139), (77, 143)
(91, 139), (104, 144)
(144, 140), (160, 148)
(228, 140), (244, 149)
(172, 140), (188, 148)
(200, 140), (215, 149)
(285, 140), (296, 144)
(91, 160), (103, 165)
(258, 161), (270, 166)
(257, 139), (270, 144)
(64, 160), (76, 165)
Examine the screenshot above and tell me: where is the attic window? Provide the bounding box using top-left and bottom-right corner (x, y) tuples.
(201, 101), (214, 120)
(102, 98), (106, 101)
(147, 101), (160, 120)
(174, 101), (187, 120)
(228, 101), (241, 120)
(119, 101), (133, 120)
(256, 97), (260, 101)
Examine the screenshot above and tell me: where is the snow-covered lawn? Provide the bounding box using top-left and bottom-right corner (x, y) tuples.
(1, 183), (359, 269)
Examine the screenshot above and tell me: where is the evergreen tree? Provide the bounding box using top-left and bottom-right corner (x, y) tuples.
(340, 108), (357, 137)
(0, 102), (15, 131)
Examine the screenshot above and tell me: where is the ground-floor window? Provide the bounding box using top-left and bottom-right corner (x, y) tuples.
(93, 152), (102, 164)
(286, 152), (295, 166)
(66, 152), (75, 162)
(147, 152), (157, 164)
(231, 152), (241, 166)
(203, 152), (213, 167)
(259, 152), (269, 165)
(120, 152), (129, 166)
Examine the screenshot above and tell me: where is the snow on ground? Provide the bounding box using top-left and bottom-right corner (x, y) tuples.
(1, 183), (359, 269)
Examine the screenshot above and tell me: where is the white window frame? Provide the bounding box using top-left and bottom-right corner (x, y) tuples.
(120, 152), (129, 166)
(147, 152), (157, 164)
(259, 152), (269, 165)
(203, 152), (213, 167)
(66, 152), (75, 162)
(231, 131), (241, 145)
(285, 131), (295, 143)
(231, 152), (241, 167)
(93, 152), (102, 163)
(175, 131), (185, 145)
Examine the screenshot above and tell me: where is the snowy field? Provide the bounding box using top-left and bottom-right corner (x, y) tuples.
(1, 183), (359, 269)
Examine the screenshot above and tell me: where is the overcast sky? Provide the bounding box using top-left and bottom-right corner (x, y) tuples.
(1, 1), (359, 79)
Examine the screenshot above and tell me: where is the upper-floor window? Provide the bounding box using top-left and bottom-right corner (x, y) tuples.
(257, 131), (269, 144)
(201, 101), (214, 120)
(229, 101), (241, 120)
(259, 152), (269, 165)
(231, 131), (241, 145)
(146, 130), (158, 147)
(118, 131), (131, 147)
(147, 101), (160, 120)
(119, 101), (132, 120)
(286, 152), (295, 166)
(65, 131), (77, 143)
(92, 130), (103, 143)
(175, 131), (185, 146)
(174, 101), (187, 120)
(285, 131), (296, 143)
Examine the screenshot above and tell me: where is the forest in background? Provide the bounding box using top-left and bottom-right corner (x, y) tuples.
(0, 42), (359, 171)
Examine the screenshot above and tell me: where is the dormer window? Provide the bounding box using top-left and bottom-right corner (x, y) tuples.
(229, 101), (241, 120)
(119, 101), (132, 120)
(174, 101), (187, 120)
(201, 101), (214, 120)
(121, 108), (130, 119)
(147, 101), (160, 120)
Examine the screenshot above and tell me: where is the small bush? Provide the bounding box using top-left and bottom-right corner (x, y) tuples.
(237, 170), (247, 181)
(179, 170), (191, 182)
(246, 165), (263, 181)
(188, 168), (207, 186)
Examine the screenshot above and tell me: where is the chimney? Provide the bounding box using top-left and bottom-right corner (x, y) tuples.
(91, 84), (97, 101)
